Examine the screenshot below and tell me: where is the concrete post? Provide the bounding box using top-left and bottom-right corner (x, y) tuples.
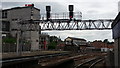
(0, 13), (2, 53)
(16, 31), (19, 55)
(114, 38), (120, 68)
(0, 10), (2, 68)
(106, 51), (114, 68)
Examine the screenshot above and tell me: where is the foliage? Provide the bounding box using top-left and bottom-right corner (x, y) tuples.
(103, 39), (109, 43)
(48, 45), (56, 49)
(103, 39), (114, 44)
(48, 41), (57, 49)
(3, 37), (16, 44)
(23, 41), (31, 44)
(48, 36), (62, 50)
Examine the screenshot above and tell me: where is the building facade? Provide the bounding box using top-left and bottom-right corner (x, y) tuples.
(112, 12), (120, 68)
(2, 4), (41, 51)
(90, 40), (114, 52)
(64, 37), (87, 52)
(65, 37), (87, 46)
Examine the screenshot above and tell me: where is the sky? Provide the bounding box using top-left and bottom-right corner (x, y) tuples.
(1, 0), (120, 42)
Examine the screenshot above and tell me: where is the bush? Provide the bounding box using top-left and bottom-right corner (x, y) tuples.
(3, 37), (16, 44)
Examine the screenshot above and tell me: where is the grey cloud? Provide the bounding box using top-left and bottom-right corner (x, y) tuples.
(83, 11), (117, 19)
(2, 2), (27, 9)
(86, 10), (99, 14)
(2, 0), (119, 2)
(42, 30), (113, 42)
(2, 2), (67, 13)
(89, 2), (103, 9)
(34, 2), (67, 13)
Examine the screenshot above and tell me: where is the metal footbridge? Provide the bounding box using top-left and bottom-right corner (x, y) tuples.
(17, 19), (113, 31)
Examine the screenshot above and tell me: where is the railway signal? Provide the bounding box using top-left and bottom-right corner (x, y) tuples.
(46, 6), (51, 21)
(69, 5), (74, 20)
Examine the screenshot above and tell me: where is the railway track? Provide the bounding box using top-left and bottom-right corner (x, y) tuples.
(75, 57), (105, 68)
(39, 53), (106, 67)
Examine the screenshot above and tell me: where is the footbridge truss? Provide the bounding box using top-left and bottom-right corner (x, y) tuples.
(37, 19), (113, 30)
(17, 19), (114, 31)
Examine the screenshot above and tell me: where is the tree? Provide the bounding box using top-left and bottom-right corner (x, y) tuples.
(48, 36), (62, 50)
(103, 39), (109, 43)
(48, 41), (57, 49)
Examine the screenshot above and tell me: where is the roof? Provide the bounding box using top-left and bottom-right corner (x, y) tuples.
(66, 37), (86, 41)
(112, 12), (120, 28)
(2, 6), (40, 11)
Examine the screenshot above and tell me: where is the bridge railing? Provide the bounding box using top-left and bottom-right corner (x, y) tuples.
(40, 12), (82, 20)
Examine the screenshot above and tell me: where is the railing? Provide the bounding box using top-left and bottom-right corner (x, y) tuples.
(40, 12), (82, 20)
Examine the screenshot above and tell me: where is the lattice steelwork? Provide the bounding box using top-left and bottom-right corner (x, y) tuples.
(20, 20), (39, 31)
(37, 19), (113, 30)
(40, 12), (82, 20)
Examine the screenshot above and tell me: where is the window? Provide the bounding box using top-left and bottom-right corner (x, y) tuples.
(2, 23), (6, 29)
(2, 21), (10, 31)
(12, 19), (18, 21)
(4, 11), (7, 18)
(2, 10), (7, 18)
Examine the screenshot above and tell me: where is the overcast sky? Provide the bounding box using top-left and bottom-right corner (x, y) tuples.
(1, 0), (120, 42)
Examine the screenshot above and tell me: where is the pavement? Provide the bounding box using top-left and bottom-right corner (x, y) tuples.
(0, 51), (69, 59)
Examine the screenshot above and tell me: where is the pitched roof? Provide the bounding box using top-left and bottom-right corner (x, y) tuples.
(112, 12), (120, 28)
(2, 6), (40, 11)
(67, 37), (86, 41)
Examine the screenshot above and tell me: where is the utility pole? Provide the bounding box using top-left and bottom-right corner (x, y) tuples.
(16, 31), (19, 55)
(16, 20), (23, 56)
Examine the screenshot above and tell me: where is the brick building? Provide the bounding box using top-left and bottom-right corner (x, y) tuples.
(90, 40), (114, 52)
